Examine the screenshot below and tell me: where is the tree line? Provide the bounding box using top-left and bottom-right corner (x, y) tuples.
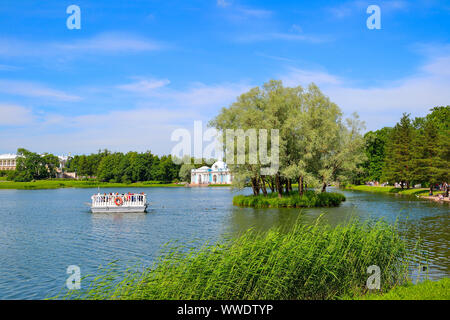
(4, 149), (181, 183)
(360, 106), (449, 194)
(210, 80), (366, 197)
(66, 150), (180, 183)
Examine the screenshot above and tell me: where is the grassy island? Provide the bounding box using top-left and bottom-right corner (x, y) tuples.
(232, 190), (345, 208)
(61, 218), (414, 300)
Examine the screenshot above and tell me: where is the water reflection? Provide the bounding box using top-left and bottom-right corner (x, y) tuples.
(225, 188), (449, 281)
(0, 187), (447, 299)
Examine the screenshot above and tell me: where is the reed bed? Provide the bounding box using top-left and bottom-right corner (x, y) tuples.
(233, 190), (346, 208)
(62, 217), (410, 300)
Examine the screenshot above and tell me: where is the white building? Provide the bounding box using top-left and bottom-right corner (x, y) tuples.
(191, 160), (232, 185)
(0, 154), (18, 170)
(0, 153), (70, 172)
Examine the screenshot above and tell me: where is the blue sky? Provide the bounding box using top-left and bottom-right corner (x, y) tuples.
(0, 0), (449, 155)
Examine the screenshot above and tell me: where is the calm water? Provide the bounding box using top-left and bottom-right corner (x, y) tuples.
(0, 187), (448, 299)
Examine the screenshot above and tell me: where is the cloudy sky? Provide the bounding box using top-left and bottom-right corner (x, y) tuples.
(0, 0), (449, 155)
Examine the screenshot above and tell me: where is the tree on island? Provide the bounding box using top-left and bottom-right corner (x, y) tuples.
(210, 80), (366, 196)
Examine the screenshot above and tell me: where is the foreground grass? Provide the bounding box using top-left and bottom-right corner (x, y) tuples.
(343, 184), (436, 196)
(354, 278), (450, 300)
(0, 180), (184, 190)
(233, 190), (346, 208)
(61, 218), (409, 300)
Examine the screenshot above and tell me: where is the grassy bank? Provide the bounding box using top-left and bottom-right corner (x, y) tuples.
(233, 190), (345, 208)
(61, 218), (408, 300)
(0, 180), (184, 190)
(354, 278), (450, 300)
(343, 184), (434, 196)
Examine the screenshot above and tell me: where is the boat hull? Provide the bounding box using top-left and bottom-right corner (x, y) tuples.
(91, 205), (147, 213)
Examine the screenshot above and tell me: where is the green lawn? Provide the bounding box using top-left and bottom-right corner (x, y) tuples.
(354, 278), (450, 300)
(0, 180), (184, 190)
(343, 184), (438, 196)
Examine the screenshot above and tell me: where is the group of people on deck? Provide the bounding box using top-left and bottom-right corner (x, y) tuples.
(92, 192), (146, 203)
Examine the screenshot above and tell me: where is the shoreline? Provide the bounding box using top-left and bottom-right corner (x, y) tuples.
(0, 180), (234, 190)
(343, 185), (449, 203)
(0, 180), (185, 190)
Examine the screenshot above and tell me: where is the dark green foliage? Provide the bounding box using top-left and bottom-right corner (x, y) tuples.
(12, 148), (60, 182)
(232, 190), (345, 208)
(411, 119), (448, 191)
(361, 106), (449, 188)
(361, 127), (392, 182)
(65, 150), (181, 183)
(382, 113), (415, 187)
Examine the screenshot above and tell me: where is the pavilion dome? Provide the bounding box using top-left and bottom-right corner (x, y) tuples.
(192, 165), (210, 172)
(211, 160), (228, 171)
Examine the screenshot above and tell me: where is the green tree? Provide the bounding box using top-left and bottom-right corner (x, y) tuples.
(382, 113), (415, 188)
(412, 113), (449, 194)
(362, 127), (392, 182)
(210, 80), (365, 196)
(14, 148), (60, 181)
(179, 163), (195, 182)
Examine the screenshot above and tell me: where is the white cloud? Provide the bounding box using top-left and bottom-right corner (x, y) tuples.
(0, 104), (33, 125)
(326, 0), (408, 19)
(217, 0), (231, 8)
(55, 32), (163, 54)
(280, 54), (450, 130)
(0, 80), (81, 101)
(117, 79), (250, 109)
(0, 32), (164, 58)
(0, 64), (19, 71)
(235, 32), (329, 44)
(0, 80), (250, 154)
(170, 82), (250, 108)
(281, 68), (342, 86)
(117, 78), (171, 93)
(238, 8), (272, 18)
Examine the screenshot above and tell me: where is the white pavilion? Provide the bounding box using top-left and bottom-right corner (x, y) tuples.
(190, 160), (232, 185)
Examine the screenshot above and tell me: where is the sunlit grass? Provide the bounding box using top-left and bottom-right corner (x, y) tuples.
(343, 185), (436, 196)
(352, 278), (450, 300)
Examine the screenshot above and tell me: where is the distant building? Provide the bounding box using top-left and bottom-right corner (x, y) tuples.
(190, 160), (232, 185)
(0, 154), (17, 170)
(0, 153), (70, 173)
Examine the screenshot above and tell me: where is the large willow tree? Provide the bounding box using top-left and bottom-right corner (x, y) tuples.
(209, 80), (365, 196)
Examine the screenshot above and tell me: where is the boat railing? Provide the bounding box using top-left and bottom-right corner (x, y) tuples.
(91, 194), (147, 207)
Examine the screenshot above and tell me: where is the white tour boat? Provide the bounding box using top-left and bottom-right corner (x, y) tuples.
(90, 192), (148, 213)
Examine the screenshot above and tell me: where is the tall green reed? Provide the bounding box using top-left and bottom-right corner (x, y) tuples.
(61, 216), (410, 300)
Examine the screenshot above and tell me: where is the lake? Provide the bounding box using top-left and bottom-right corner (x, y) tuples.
(0, 187), (448, 299)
